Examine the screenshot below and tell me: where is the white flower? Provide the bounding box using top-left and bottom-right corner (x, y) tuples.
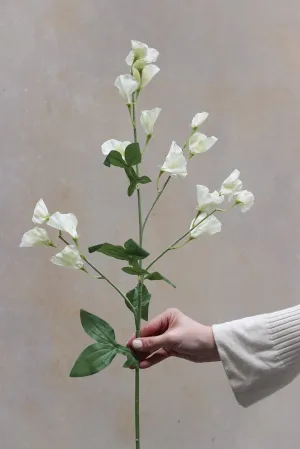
(20, 227), (53, 247)
(32, 199), (50, 224)
(196, 185), (224, 213)
(190, 213), (222, 239)
(51, 245), (84, 270)
(125, 40), (159, 69)
(189, 133), (218, 155)
(140, 108), (161, 136)
(114, 74), (139, 104)
(191, 112), (209, 128)
(47, 212), (78, 239)
(101, 139), (131, 158)
(133, 64), (160, 89)
(235, 190), (254, 212)
(220, 169), (243, 199)
(161, 141), (187, 178)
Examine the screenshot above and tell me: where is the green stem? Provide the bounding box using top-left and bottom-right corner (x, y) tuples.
(145, 209), (217, 271)
(142, 176), (170, 233)
(131, 92), (141, 449)
(58, 235), (135, 315)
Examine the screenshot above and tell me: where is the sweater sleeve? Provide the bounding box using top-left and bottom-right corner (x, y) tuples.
(212, 305), (300, 407)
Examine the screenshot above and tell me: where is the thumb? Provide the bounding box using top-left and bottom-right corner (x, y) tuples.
(132, 334), (167, 353)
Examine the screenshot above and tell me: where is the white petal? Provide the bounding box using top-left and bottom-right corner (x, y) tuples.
(51, 245), (83, 270)
(20, 227), (52, 247)
(161, 141), (187, 178)
(131, 40), (148, 59)
(140, 108), (161, 135)
(140, 65), (160, 88)
(196, 185), (224, 213)
(101, 139), (123, 156)
(190, 213), (222, 239)
(32, 198), (49, 224)
(47, 212), (79, 239)
(125, 50), (134, 66)
(220, 169), (243, 199)
(191, 112), (209, 128)
(235, 190), (255, 212)
(114, 75), (138, 104)
(223, 169), (240, 185)
(133, 48), (159, 69)
(132, 67), (141, 85)
(189, 133), (218, 154)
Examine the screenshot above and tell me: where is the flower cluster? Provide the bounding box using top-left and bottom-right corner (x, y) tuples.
(20, 199), (85, 270)
(190, 170), (254, 238)
(100, 39), (254, 243)
(114, 40), (160, 105)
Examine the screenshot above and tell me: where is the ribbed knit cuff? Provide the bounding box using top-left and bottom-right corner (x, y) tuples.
(213, 305), (300, 407)
(266, 305), (300, 367)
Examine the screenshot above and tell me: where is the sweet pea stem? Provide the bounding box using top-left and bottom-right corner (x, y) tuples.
(143, 131), (194, 235)
(131, 90), (142, 449)
(57, 235), (135, 315)
(142, 176), (170, 233)
(145, 210), (217, 271)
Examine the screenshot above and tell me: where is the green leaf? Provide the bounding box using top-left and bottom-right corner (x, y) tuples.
(124, 143), (141, 166)
(127, 181), (137, 197)
(138, 176), (152, 184)
(122, 266), (149, 276)
(145, 272), (176, 288)
(124, 239), (149, 260)
(123, 354), (139, 368)
(125, 167), (138, 182)
(70, 343), (117, 377)
(88, 243), (129, 261)
(126, 284), (151, 320)
(117, 345), (139, 368)
(104, 150), (128, 168)
(80, 309), (116, 344)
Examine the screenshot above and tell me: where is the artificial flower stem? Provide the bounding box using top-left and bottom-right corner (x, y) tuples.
(132, 91), (142, 449)
(146, 210), (217, 271)
(142, 176), (170, 233)
(57, 235), (135, 314)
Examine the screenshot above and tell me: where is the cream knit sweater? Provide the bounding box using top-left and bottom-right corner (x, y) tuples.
(212, 305), (300, 407)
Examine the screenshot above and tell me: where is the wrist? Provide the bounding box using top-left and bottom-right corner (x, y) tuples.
(206, 326), (220, 362)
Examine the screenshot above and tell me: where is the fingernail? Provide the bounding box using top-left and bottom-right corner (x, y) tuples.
(132, 339), (143, 350)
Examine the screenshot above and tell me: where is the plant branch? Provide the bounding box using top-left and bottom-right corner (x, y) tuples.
(58, 235), (135, 315)
(143, 130), (193, 234)
(142, 176), (170, 233)
(145, 209), (217, 271)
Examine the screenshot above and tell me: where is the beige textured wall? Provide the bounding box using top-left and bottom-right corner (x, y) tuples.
(2, 1), (300, 448)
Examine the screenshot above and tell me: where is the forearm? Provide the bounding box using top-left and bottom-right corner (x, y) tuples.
(212, 305), (300, 407)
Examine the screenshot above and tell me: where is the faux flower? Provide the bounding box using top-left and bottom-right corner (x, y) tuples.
(114, 75), (139, 104)
(161, 141), (187, 178)
(20, 227), (53, 247)
(189, 132), (218, 155)
(47, 212), (79, 239)
(125, 40), (159, 69)
(140, 108), (161, 136)
(190, 213), (222, 239)
(220, 169), (243, 199)
(32, 199), (50, 224)
(235, 190), (254, 212)
(196, 185), (224, 213)
(191, 112), (209, 128)
(51, 245), (84, 270)
(133, 65), (160, 89)
(101, 139), (131, 158)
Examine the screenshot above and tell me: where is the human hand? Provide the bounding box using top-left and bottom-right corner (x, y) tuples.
(127, 308), (220, 369)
